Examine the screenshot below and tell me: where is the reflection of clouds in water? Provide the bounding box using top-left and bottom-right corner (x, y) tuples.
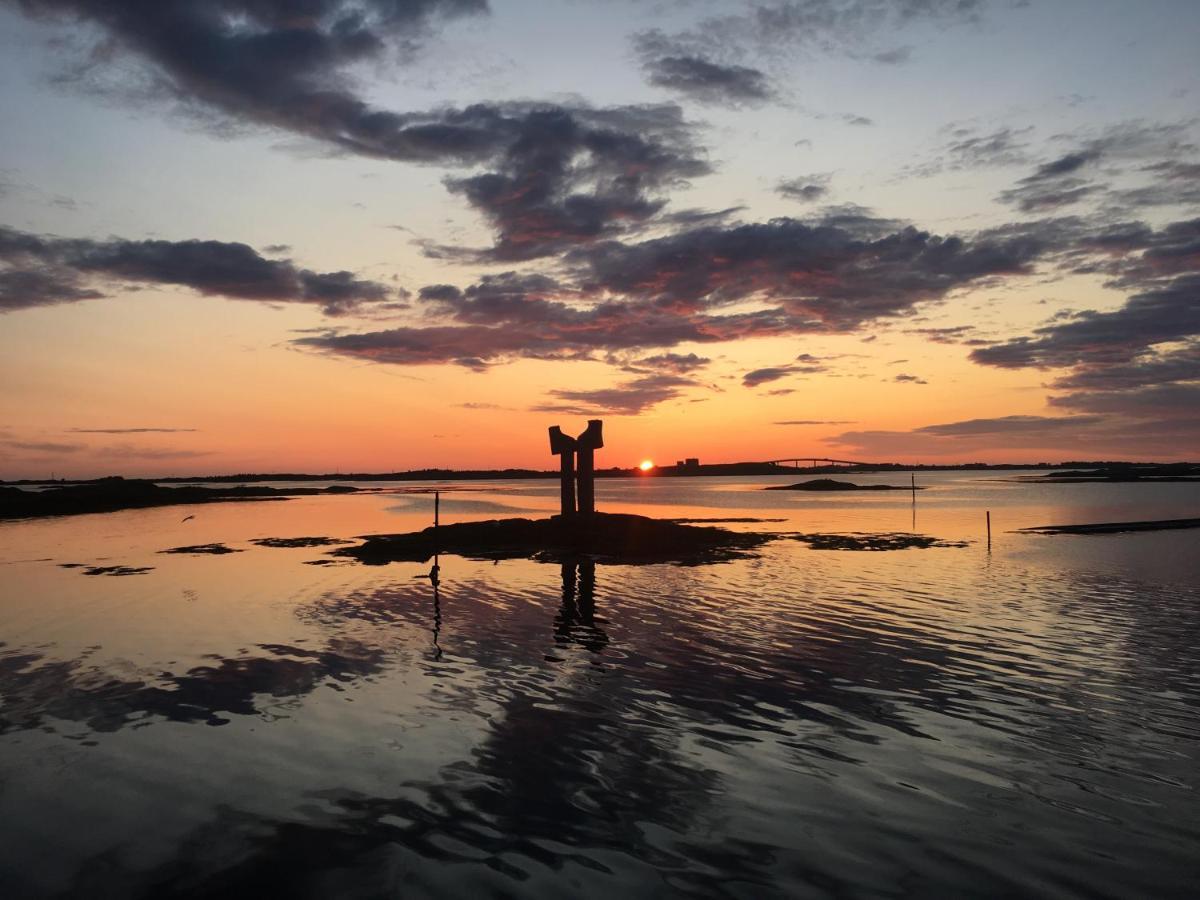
(4, 546), (1199, 897)
(0, 638), (385, 734)
(57, 566), (758, 897)
(385, 497), (544, 515)
(57, 741), (761, 900)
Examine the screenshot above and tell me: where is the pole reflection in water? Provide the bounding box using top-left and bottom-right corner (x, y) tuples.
(429, 554), (442, 661)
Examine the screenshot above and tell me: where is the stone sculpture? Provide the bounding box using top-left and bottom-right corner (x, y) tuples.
(548, 419), (604, 516)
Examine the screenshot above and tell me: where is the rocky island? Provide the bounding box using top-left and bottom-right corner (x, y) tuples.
(337, 512), (775, 566)
(765, 478), (922, 492)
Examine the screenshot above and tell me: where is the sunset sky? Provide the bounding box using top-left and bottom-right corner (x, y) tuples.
(1, 0), (1198, 478)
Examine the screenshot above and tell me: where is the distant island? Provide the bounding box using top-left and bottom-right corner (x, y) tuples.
(1011, 463), (1200, 483)
(0, 478), (364, 520)
(765, 479), (924, 492)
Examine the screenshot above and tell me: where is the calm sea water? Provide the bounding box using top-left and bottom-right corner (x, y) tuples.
(1, 472), (1198, 898)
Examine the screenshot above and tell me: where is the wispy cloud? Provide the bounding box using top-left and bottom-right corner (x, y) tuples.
(67, 427), (198, 434)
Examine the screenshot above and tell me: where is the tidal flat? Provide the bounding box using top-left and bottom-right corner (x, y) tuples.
(1, 472), (1198, 898)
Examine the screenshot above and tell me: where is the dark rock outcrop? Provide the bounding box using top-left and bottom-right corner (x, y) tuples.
(337, 513), (774, 566)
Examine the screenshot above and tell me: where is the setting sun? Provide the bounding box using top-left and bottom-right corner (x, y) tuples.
(639, 460), (654, 472)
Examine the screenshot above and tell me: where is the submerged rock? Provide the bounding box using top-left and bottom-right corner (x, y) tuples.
(337, 513), (773, 566)
(791, 532), (968, 551)
(250, 536), (352, 548)
(159, 543), (244, 555)
(82, 565), (155, 576)
(1018, 517), (1200, 535)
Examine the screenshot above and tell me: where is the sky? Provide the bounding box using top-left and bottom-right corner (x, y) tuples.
(1, 0), (1198, 478)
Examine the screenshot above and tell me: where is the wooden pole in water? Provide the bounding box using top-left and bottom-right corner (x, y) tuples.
(431, 490), (441, 586)
(986, 510), (991, 547)
(911, 474), (916, 501)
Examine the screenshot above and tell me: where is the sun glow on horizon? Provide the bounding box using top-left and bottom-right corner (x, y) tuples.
(639, 460), (655, 471)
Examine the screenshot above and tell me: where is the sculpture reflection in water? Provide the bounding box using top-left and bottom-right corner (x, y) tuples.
(556, 559), (608, 653)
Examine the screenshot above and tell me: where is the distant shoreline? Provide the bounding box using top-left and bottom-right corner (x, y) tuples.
(4, 460), (1196, 486)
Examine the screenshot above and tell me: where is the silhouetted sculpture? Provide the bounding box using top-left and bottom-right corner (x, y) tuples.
(547, 419), (604, 517)
(576, 419), (603, 515)
(548, 426), (578, 517)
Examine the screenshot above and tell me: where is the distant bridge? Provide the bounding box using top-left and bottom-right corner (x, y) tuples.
(764, 457), (873, 468)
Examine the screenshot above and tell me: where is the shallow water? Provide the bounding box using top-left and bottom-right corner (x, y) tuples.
(1, 473), (1198, 897)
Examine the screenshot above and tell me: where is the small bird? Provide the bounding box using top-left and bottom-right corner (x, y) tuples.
(181, 514), (195, 523)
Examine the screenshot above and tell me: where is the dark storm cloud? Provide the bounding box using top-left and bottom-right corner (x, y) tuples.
(997, 121), (1200, 213)
(533, 373), (696, 415)
(998, 177), (1098, 213)
(634, 30), (773, 107)
(642, 55), (772, 106)
(627, 1), (988, 103)
(440, 104), (709, 260)
(830, 415), (1200, 457)
(743, 353), (827, 387)
(710, 0), (986, 57)
(417, 272), (566, 325)
(905, 324), (976, 343)
(971, 274), (1200, 370)
(572, 212), (1047, 327)
(1049, 382), (1200, 418)
(299, 210), (1054, 369)
(630, 352), (711, 374)
(11, 0), (489, 157)
(907, 125), (1033, 177)
(776, 174), (831, 203)
(0, 267), (104, 311)
(1142, 160), (1200, 182)
(0, 226), (392, 315)
(1027, 150), (1103, 180)
(742, 366), (796, 387)
(1065, 120), (1198, 162)
(10, 3), (709, 260)
(995, 149), (1105, 212)
(1049, 342), (1200, 393)
(1041, 341), (1200, 423)
(966, 212), (1199, 442)
(656, 206), (747, 229)
(1107, 159), (1200, 211)
(294, 304), (793, 367)
(915, 415), (1103, 437)
(969, 213), (1200, 372)
(826, 414), (1132, 457)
